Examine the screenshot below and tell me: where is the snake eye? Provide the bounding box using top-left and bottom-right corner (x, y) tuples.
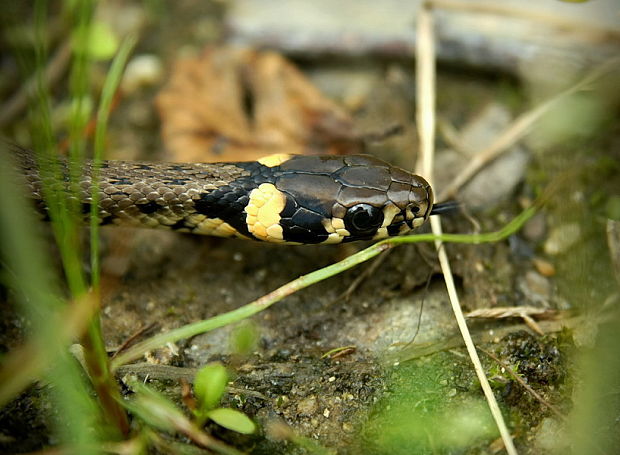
(344, 203), (384, 235)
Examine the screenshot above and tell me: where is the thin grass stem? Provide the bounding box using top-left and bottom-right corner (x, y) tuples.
(111, 207), (535, 370)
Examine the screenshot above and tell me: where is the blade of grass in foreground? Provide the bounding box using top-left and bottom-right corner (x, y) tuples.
(111, 206), (536, 369)
(3, 1), (108, 451)
(10, 0), (130, 440)
(0, 144), (104, 453)
(78, 33), (137, 437)
(91, 34), (137, 287)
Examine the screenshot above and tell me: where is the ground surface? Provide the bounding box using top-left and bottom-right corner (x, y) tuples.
(1, 1), (619, 454)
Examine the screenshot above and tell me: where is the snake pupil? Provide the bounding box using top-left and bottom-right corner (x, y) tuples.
(344, 203), (384, 234)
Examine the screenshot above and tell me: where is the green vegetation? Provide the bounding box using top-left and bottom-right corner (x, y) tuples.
(193, 362), (256, 434)
(362, 355), (497, 454)
(124, 364), (255, 454)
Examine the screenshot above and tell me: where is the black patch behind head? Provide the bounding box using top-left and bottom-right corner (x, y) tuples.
(270, 189), (330, 244)
(194, 186), (251, 237)
(284, 225), (328, 244)
(193, 163), (276, 240)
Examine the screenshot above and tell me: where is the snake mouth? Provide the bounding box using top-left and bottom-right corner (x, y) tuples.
(384, 219), (412, 236)
(384, 210), (422, 236)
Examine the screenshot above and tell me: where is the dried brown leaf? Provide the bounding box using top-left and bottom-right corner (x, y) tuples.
(156, 47), (360, 163)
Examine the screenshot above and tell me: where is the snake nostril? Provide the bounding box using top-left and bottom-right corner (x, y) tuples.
(412, 206), (420, 213)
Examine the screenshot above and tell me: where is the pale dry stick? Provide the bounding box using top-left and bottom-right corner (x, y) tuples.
(438, 56), (620, 202)
(414, 3), (436, 178)
(0, 39), (72, 127)
(415, 3), (518, 454)
(436, 117), (473, 156)
(466, 306), (556, 336)
(427, 0), (620, 43)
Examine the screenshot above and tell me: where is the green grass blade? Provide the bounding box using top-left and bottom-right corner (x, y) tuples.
(90, 34), (137, 287)
(0, 148), (103, 453)
(111, 207), (536, 369)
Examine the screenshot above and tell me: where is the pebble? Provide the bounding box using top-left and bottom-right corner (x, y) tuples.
(532, 257), (556, 277)
(122, 54), (164, 94)
(518, 270), (552, 306)
(435, 103), (529, 211)
(297, 396), (318, 416)
(523, 212), (547, 242)
(544, 223), (581, 255)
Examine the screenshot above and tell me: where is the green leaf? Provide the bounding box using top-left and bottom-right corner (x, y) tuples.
(207, 408), (256, 434)
(194, 362), (228, 412)
(126, 382), (188, 433)
(73, 21), (119, 61)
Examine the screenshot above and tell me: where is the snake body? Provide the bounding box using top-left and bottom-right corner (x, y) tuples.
(16, 149), (434, 244)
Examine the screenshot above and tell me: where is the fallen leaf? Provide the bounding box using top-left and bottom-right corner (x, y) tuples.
(156, 47), (361, 163)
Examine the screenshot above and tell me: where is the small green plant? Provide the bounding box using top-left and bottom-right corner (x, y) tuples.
(125, 378), (243, 455)
(487, 361), (522, 390)
(122, 363), (255, 453)
(193, 362), (256, 434)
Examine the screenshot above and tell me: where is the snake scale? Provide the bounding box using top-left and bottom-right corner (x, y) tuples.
(15, 147), (439, 244)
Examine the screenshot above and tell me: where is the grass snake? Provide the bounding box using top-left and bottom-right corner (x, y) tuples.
(15, 147), (449, 245)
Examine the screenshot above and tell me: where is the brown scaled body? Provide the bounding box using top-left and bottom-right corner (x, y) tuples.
(16, 149), (433, 244)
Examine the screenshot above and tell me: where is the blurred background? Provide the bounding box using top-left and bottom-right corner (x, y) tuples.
(1, 1), (619, 454)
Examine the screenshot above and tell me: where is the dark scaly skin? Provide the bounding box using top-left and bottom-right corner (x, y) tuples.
(15, 148), (434, 244)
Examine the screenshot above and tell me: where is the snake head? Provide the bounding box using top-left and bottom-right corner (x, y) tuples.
(242, 154), (433, 244)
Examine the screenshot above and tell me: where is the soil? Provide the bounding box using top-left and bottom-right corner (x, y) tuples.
(1, 1), (619, 454)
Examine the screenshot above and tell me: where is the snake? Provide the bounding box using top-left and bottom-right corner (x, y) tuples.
(15, 147), (449, 245)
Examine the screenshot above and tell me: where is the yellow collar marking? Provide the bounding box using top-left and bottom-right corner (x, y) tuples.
(245, 183), (287, 243)
(257, 154), (292, 168)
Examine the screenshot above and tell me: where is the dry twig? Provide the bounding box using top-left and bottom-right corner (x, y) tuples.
(438, 56), (620, 202)
(466, 307), (558, 336)
(415, 3), (518, 454)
